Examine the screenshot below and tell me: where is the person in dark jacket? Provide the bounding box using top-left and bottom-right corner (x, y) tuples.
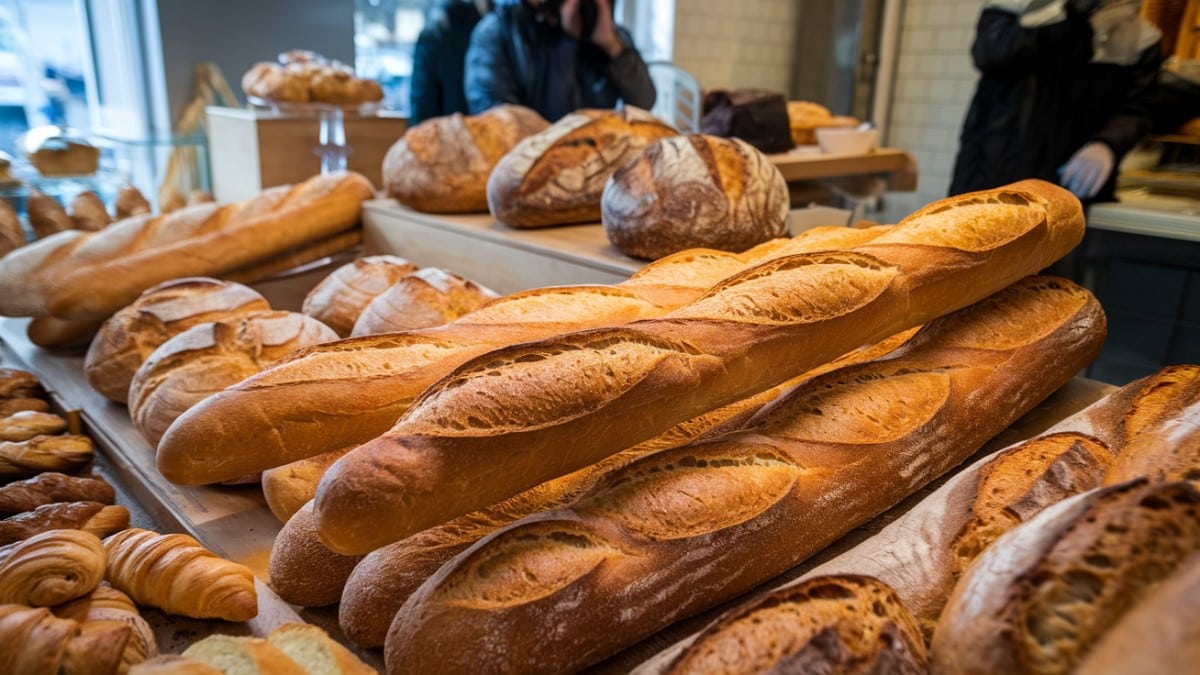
(950, 0), (1163, 203)
(463, 0), (655, 122)
(410, 0), (490, 124)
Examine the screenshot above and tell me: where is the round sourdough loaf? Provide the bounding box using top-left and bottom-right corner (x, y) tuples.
(486, 106), (677, 228)
(300, 255), (418, 337)
(84, 278), (270, 403)
(601, 134), (790, 260)
(128, 310), (337, 447)
(384, 105), (548, 213)
(350, 268), (498, 336)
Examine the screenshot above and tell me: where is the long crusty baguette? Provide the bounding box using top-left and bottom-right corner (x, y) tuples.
(0, 171), (373, 321)
(332, 327), (919, 647)
(315, 180), (1087, 554)
(382, 275), (1104, 674)
(156, 225), (891, 484)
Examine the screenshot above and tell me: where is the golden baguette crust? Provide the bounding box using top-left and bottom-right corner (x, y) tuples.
(317, 181), (1089, 554)
(930, 480), (1200, 675)
(262, 446), (354, 524)
(1103, 364), (1200, 486)
(383, 276), (1105, 673)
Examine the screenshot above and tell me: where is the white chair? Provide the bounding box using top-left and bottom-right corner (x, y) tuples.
(645, 61), (702, 133)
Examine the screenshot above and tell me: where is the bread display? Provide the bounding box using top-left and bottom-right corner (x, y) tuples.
(69, 191), (113, 232)
(0, 529), (107, 607)
(314, 180), (1087, 554)
(127, 310), (337, 445)
(0, 435), (94, 481)
(0, 472), (115, 514)
(0, 171), (374, 321)
(350, 268), (499, 336)
(300, 255), (419, 337)
(242, 52), (383, 105)
(486, 107), (677, 228)
(384, 105), (549, 213)
(115, 185), (152, 219)
(0, 199), (24, 255)
(383, 275), (1104, 673)
(0, 410), (67, 442)
(56, 585), (158, 670)
(930, 479), (1200, 675)
(84, 278), (271, 403)
(0, 501), (129, 545)
(262, 446), (354, 524)
(26, 190), (73, 240)
(0, 603), (132, 675)
(601, 134), (790, 260)
(104, 528), (258, 622)
(666, 575), (927, 675)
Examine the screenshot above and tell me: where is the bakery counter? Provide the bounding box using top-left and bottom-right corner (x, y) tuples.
(362, 199), (646, 294)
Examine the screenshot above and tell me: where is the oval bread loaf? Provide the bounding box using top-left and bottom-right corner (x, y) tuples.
(128, 311), (338, 446)
(602, 134), (790, 260)
(301, 255), (419, 337)
(486, 107), (677, 228)
(350, 268), (499, 336)
(384, 104), (548, 213)
(84, 278), (270, 403)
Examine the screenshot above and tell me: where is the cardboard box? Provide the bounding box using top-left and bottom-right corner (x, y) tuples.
(206, 106), (406, 202)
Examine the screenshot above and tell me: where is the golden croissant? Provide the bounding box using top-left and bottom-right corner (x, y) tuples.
(0, 528), (106, 607)
(56, 584), (159, 670)
(104, 528), (257, 622)
(0, 603), (131, 675)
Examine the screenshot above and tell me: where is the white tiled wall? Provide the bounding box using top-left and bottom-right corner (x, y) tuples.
(877, 0), (981, 223)
(670, 0), (797, 93)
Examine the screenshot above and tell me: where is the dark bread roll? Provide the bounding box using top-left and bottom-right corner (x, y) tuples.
(486, 107), (677, 228)
(300, 255), (419, 337)
(384, 105), (549, 213)
(84, 278), (270, 403)
(601, 134), (790, 260)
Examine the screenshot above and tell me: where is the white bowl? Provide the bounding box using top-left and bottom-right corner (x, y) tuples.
(815, 127), (880, 155)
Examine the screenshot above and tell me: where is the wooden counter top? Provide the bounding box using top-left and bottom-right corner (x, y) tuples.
(767, 146), (919, 191)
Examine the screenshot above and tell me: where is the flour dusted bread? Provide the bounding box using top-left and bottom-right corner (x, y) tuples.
(84, 278), (271, 403)
(602, 134), (790, 259)
(666, 575), (927, 675)
(128, 310), (337, 445)
(384, 104), (548, 213)
(316, 180), (1088, 554)
(487, 107), (677, 228)
(350, 268), (498, 336)
(301, 255), (418, 336)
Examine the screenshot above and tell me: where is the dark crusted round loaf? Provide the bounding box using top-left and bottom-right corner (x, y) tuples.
(601, 134), (789, 260)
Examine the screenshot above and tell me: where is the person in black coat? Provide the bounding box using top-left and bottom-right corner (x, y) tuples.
(410, 0), (489, 124)
(463, 0), (655, 122)
(950, 0), (1163, 203)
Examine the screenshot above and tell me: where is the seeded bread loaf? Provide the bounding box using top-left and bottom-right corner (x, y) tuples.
(316, 180), (1087, 554)
(486, 107), (677, 228)
(300, 255), (419, 337)
(384, 104), (549, 213)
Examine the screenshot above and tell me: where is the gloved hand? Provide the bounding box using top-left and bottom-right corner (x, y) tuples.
(1059, 142), (1114, 199)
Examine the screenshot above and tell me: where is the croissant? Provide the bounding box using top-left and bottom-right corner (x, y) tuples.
(0, 434), (94, 481)
(0, 604), (131, 675)
(0, 529), (106, 606)
(56, 584), (158, 670)
(104, 528), (258, 622)
(0, 472), (116, 514)
(0, 410), (66, 442)
(0, 501), (129, 545)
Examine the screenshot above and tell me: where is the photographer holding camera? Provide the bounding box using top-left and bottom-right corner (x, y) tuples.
(463, 0), (656, 121)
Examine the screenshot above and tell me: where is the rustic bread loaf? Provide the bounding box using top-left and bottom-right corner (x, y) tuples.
(666, 575), (927, 675)
(384, 104), (548, 213)
(382, 275), (1103, 673)
(486, 107), (677, 228)
(1103, 367), (1200, 486)
(128, 311), (338, 446)
(262, 446), (354, 524)
(350, 268), (499, 336)
(0, 171), (374, 321)
(26, 191), (72, 240)
(84, 278), (271, 403)
(315, 180), (1087, 554)
(154, 223), (893, 485)
(301, 255), (419, 337)
(69, 191), (112, 232)
(602, 134), (790, 260)
(0, 199), (24, 256)
(930, 479), (1200, 675)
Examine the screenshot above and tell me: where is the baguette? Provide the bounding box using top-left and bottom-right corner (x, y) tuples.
(0, 171), (374, 321)
(26, 315), (105, 350)
(383, 275), (1105, 674)
(316, 180), (1088, 554)
(262, 446), (354, 524)
(157, 224), (877, 485)
(269, 502), (364, 607)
